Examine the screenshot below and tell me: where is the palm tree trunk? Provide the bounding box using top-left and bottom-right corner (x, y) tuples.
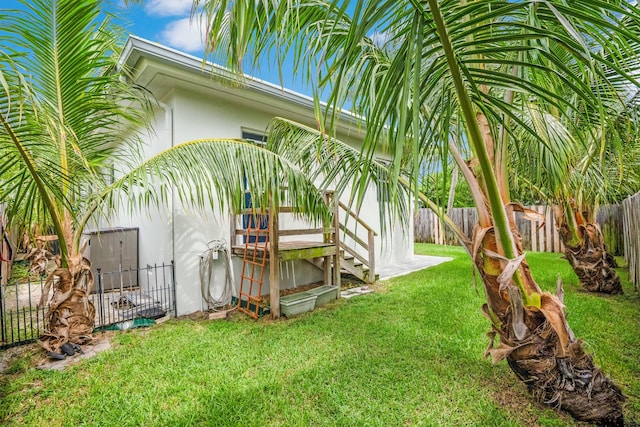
(554, 207), (623, 294)
(478, 224), (625, 426)
(38, 238), (95, 355)
(424, 1), (626, 420)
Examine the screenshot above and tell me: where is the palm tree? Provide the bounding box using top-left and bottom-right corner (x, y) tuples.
(555, 100), (640, 293)
(506, 39), (640, 295)
(0, 0), (329, 356)
(195, 0), (640, 423)
(511, 104), (640, 294)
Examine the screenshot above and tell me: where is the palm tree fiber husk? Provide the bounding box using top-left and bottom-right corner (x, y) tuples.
(38, 256), (95, 353)
(477, 229), (625, 425)
(506, 338), (625, 426)
(559, 223), (623, 294)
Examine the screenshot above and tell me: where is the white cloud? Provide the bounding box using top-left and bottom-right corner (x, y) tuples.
(160, 17), (205, 52)
(370, 31), (392, 49)
(145, 0), (193, 17)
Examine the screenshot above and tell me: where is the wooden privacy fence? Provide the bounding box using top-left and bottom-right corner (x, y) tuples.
(414, 204), (624, 255)
(622, 192), (640, 289)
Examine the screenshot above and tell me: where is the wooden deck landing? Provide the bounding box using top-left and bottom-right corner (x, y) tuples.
(231, 241), (336, 261)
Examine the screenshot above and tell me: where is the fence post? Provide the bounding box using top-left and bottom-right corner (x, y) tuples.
(171, 260), (177, 317)
(97, 268), (104, 331)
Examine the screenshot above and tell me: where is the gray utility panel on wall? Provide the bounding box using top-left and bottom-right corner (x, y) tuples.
(83, 227), (139, 292)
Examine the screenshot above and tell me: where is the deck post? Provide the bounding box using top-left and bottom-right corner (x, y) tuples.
(324, 191), (341, 294)
(269, 209), (280, 319)
(332, 194), (341, 292)
(367, 229), (376, 283)
(322, 192), (332, 288)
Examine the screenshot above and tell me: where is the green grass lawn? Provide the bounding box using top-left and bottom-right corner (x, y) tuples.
(1, 244), (638, 426)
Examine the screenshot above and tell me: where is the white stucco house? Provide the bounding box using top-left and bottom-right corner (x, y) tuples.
(94, 35), (415, 318)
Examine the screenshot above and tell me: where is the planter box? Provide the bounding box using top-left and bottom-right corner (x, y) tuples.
(307, 285), (338, 307)
(280, 292), (317, 318)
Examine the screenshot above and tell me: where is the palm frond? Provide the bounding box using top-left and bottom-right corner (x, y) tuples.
(0, 0), (152, 256)
(266, 117), (410, 230)
(80, 137), (331, 248)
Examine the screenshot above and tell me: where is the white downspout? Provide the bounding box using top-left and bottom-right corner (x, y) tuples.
(156, 100), (177, 314)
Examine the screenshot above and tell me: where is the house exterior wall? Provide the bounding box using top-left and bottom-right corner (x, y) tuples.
(103, 38), (414, 316)
(88, 101), (174, 275)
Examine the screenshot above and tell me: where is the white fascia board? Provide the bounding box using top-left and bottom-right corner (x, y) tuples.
(119, 35), (362, 130)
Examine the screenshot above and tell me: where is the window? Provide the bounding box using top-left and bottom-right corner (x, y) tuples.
(242, 129), (267, 146)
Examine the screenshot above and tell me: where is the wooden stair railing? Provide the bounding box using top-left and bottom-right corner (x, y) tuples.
(337, 201), (378, 283)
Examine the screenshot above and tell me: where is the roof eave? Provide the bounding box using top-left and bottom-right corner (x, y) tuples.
(119, 35), (361, 126)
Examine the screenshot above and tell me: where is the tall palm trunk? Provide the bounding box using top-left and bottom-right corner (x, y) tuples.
(456, 150), (625, 424)
(554, 206), (623, 294)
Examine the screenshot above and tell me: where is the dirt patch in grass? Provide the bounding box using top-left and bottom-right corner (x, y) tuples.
(0, 343), (40, 375)
(35, 335), (113, 371)
(1, 333), (115, 375)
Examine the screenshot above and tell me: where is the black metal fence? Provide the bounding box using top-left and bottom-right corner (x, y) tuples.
(0, 262), (176, 349)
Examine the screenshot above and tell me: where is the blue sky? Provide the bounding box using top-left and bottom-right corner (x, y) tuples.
(115, 0), (206, 53)
(114, 0), (312, 95)
(4, 0), (312, 96)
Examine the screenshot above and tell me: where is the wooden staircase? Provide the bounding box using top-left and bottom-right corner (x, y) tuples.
(340, 254), (375, 283)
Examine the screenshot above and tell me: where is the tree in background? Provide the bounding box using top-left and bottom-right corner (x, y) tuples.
(419, 166), (476, 210)
(510, 60), (640, 294)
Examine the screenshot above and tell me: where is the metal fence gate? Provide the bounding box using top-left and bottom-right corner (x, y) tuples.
(0, 262), (176, 349)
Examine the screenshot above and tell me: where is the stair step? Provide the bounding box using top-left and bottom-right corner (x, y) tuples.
(340, 255), (362, 265)
(304, 250), (375, 284)
(341, 263), (366, 271)
(343, 259), (362, 267)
